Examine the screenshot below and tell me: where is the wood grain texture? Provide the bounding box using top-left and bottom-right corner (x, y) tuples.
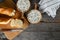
(4, 30), (23, 40)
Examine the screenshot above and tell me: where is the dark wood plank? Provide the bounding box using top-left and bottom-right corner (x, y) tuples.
(14, 32), (60, 40)
(25, 23), (60, 32)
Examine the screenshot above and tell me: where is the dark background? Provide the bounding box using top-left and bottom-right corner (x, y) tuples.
(0, 0), (60, 40)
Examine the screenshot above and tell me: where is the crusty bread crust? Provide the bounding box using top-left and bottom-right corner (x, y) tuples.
(0, 8), (16, 16)
(0, 18), (11, 24)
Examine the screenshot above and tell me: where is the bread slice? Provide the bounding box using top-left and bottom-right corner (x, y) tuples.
(0, 18), (28, 29)
(10, 19), (23, 28)
(27, 10), (42, 24)
(17, 0), (30, 13)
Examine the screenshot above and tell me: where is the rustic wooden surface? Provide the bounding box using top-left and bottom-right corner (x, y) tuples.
(0, 0), (60, 40)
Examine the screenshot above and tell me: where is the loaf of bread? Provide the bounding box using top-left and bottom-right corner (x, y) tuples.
(0, 8), (28, 29)
(0, 19), (23, 29)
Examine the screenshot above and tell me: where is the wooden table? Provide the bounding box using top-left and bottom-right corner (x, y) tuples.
(0, 0), (60, 40)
